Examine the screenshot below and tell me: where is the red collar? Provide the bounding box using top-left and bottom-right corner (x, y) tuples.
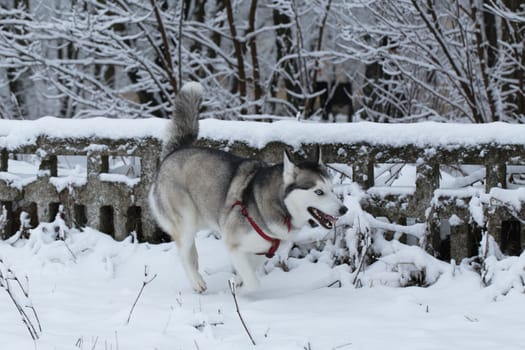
(232, 201), (291, 258)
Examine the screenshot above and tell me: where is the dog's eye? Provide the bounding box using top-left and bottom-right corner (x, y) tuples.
(314, 189), (324, 196)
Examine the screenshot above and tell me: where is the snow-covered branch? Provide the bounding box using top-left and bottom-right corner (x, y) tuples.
(0, 1), (523, 121)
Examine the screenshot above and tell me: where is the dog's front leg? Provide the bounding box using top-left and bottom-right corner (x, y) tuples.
(230, 249), (260, 292)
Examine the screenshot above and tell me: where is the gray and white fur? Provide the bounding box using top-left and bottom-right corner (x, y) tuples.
(149, 82), (347, 293)
(161, 82), (203, 159)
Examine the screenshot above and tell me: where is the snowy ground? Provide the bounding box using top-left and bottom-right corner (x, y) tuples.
(1, 225), (524, 350)
(2, 118), (525, 349)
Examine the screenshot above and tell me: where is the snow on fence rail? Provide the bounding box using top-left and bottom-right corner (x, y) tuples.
(1, 117), (525, 262)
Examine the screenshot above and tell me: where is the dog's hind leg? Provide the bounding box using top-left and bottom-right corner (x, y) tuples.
(164, 211), (206, 292)
(176, 228), (207, 293)
(150, 180), (207, 292)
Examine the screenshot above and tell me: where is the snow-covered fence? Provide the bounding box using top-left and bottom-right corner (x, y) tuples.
(200, 121), (525, 262)
(1, 118), (525, 261)
(0, 118), (163, 242)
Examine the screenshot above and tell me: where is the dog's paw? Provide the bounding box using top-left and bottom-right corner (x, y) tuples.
(191, 275), (207, 293)
(239, 279), (260, 294)
(234, 274), (244, 288)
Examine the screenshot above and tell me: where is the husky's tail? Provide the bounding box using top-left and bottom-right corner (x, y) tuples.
(161, 82), (203, 159)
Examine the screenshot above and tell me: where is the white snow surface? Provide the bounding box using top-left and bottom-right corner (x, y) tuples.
(1, 226), (525, 350)
(2, 117), (525, 149)
(2, 117), (525, 349)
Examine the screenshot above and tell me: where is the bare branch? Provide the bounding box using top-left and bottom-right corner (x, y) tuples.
(126, 265), (158, 325)
(228, 279), (256, 346)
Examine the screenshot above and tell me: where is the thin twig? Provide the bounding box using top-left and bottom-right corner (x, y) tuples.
(126, 265), (158, 325)
(0, 259), (41, 341)
(326, 164), (353, 184)
(91, 336), (99, 350)
(327, 280), (342, 288)
(61, 238), (77, 263)
(352, 218), (372, 286)
(332, 342), (353, 350)
(115, 330), (119, 350)
(27, 304), (42, 333)
(352, 244), (370, 286)
(228, 279), (256, 346)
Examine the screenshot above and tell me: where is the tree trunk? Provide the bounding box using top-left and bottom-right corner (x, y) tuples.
(224, 0), (247, 112)
(248, 0), (262, 114)
(304, 0), (333, 118)
(502, 0), (525, 119)
(271, 8), (300, 111)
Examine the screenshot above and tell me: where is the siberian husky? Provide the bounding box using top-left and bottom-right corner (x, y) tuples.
(149, 82), (348, 292)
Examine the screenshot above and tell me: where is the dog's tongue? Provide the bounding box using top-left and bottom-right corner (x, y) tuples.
(323, 212), (338, 224)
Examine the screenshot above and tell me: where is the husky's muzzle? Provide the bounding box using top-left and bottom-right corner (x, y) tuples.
(307, 206), (347, 229)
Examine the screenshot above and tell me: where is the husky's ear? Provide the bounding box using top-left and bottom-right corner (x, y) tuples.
(313, 145), (324, 165)
(283, 150), (295, 183)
